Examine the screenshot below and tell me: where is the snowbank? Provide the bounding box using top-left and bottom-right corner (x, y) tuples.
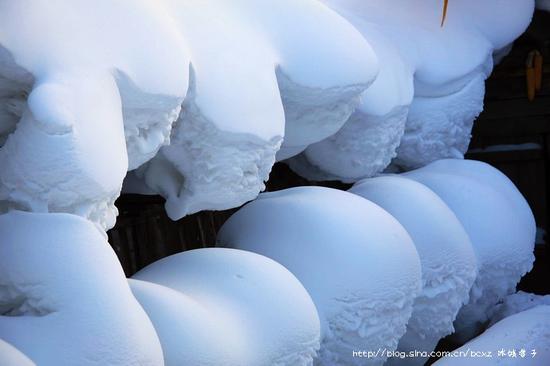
(133, 248), (321, 366)
(350, 176), (478, 365)
(0, 340), (35, 366)
(218, 187), (422, 366)
(129, 0), (376, 219)
(489, 291), (550, 327)
(393, 0), (534, 168)
(409, 159), (536, 234)
(405, 160), (536, 343)
(287, 18), (412, 182)
(0, 0), (190, 230)
(130, 279), (249, 366)
(0, 211), (164, 366)
(270, 0), (378, 159)
(289, 0), (534, 179)
(394, 74), (486, 169)
(434, 306), (550, 365)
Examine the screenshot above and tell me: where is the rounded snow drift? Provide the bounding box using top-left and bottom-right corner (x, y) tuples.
(218, 186), (422, 366)
(394, 74), (486, 170)
(0, 211), (164, 366)
(286, 14), (413, 182)
(489, 291), (550, 327)
(404, 159), (536, 343)
(129, 279), (248, 366)
(287, 106), (408, 183)
(133, 247), (321, 366)
(434, 305), (550, 365)
(407, 159), (536, 234)
(350, 175), (478, 365)
(0, 340), (35, 366)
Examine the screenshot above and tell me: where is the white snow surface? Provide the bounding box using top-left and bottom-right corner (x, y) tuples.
(130, 279), (249, 366)
(1, 0), (533, 218)
(404, 159), (536, 343)
(0, 340), (35, 366)
(489, 291), (550, 327)
(350, 176), (478, 366)
(434, 306), (550, 365)
(132, 248), (321, 366)
(0, 211), (164, 366)
(394, 74), (486, 169)
(128, 0), (377, 219)
(409, 159), (536, 234)
(288, 106), (408, 182)
(287, 16), (413, 181)
(0, 0), (190, 230)
(289, 0), (534, 180)
(218, 187), (422, 366)
(392, 0), (534, 168)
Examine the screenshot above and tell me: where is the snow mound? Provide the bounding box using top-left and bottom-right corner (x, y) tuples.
(489, 291), (550, 327)
(288, 106), (408, 182)
(128, 0), (376, 218)
(404, 159), (536, 343)
(132, 71), (282, 219)
(411, 159), (536, 233)
(0, 340), (35, 366)
(0, 211), (163, 366)
(133, 248), (321, 366)
(298, 0), (535, 176)
(130, 279), (249, 366)
(392, 0), (534, 167)
(0, 0), (190, 230)
(350, 176), (478, 365)
(266, 0), (378, 160)
(287, 16), (412, 181)
(218, 187), (422, 366)
(434, 306), (550, 365)
(394, 74), (486, 169)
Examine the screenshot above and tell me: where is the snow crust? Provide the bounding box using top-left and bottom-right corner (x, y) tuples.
(218, 187), (422, 366)
(378, 0), (533, 169)
(434, 306), (550, 365)
(0, 211), (164, 366)
(286, 9), (412, 181)
(409, 159), (536, 234)
(0, 339), (35, 366)
(287, 106), (407, 182)
(125, 0), (376, 218)
(129, 279), (248, 366)
(133, 248), (321, 366)
(288, 0), (534, 180)
(0, 0), (190, 230)
(394, 74), (486, 169)
(489, 291), (550, 327)
(132, 69), (282, 219)
(0, 0), (378, 222)
(404, 160), (536, 343)
(1, 0), (533, 219)
(350, 176), (478, 365)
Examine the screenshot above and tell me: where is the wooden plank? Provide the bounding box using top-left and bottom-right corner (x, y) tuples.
(481, 96), (550, 120)
(473, 116), (550, 136)
(466, 149), (543, 162)
(485, 74), (550, 100)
